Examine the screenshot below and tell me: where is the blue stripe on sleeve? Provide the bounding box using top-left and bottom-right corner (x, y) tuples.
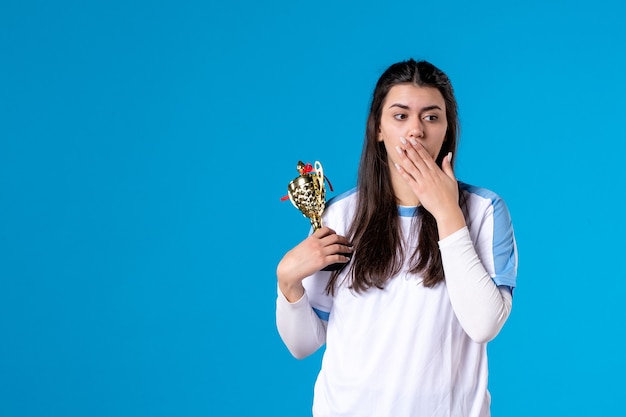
(461, 183), (518, 288)
(312, 307), (330, 321)
(490, 196), (517, 287)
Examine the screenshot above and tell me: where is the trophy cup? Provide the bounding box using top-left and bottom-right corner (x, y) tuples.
(286, 161), (326, 231)
(283, 160), (349, 271)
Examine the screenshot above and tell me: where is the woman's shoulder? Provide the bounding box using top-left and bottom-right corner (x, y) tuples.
(459, 181), (504, 201)
(322, 187), (358, 230)
(326, 187), (358, 209)
(458, 181), (513, 220)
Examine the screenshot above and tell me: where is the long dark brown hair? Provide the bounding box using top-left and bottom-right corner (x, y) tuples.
(326, 59), (462, 295)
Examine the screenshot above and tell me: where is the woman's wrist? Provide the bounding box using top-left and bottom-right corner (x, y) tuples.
(435, 207), (466, 239)
(278, 281), (305, 303)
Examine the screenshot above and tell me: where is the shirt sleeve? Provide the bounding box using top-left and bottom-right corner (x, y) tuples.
(275, 286), (327, 359)
(439, 226), (514, 343)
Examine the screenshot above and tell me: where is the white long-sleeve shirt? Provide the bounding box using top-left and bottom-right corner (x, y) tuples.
(276, 183), (518, 417)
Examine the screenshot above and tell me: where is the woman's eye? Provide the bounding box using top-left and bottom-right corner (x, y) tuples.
(424, 115), (438, 121)
(394, 114), (407, 120)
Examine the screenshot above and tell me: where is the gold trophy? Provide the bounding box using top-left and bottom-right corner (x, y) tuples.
(286, 161), (326, 231)
(283, 160), (349, 271)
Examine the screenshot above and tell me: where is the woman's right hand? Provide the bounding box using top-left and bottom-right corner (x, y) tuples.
(276, 227), (352, 302)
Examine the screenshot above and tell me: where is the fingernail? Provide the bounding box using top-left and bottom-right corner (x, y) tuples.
(400, 136), (407, 145)
(395, 146), (403, 155)
(447, 152), (452, 162)
(394, 162), (401, 171)
(409, 138), (418, 146)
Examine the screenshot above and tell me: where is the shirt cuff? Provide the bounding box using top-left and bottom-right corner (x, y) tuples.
(438, 225), (470, 249)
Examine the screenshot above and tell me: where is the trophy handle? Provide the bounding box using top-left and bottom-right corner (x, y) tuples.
(314, 161), (324, 192)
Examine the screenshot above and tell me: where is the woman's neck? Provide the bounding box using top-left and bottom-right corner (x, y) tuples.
(390, 171), (420, 207)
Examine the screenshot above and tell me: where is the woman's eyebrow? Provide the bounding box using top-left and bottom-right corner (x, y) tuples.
(421, 105), (443, 112)
(388, 103), (443, 112)
(388, 103), (411, 110)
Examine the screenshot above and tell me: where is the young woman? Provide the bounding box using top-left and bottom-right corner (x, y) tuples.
(276, 58), (518, 417)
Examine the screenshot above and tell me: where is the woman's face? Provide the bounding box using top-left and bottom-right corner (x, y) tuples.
(378, 83), (448, 166)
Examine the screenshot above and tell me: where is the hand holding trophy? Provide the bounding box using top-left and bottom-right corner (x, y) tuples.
(282, 160), (349, 271)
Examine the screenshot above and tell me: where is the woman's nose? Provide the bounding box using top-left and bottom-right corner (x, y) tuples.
(407, 122), (424, 139)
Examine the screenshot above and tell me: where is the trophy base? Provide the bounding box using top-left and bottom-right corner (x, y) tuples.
(321, 253), (352, 271)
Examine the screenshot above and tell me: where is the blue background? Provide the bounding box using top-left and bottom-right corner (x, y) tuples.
(1, 0), (625, 416)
